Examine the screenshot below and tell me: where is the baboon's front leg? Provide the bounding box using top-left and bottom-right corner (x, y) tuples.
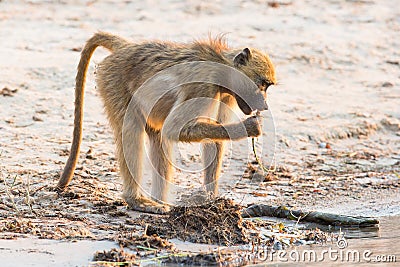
(202, 94), (234, 195)
(203, 141), (224, 195)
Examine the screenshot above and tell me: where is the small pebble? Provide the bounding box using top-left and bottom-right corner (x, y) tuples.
(382, 82), (393, 87)
(318, 142), (331, 149)
(294, 239), (307, 246)
(273, 241), (283, 250)
(32, 115), (43, 122)
(326, 143), (331, 149)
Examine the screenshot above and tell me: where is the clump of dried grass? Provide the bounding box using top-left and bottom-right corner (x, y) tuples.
(145, 198), (256, 246)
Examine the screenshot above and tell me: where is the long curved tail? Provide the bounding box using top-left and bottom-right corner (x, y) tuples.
(56, 32), (129, 191)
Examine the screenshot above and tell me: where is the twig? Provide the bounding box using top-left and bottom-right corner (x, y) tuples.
(14, 123), (34, 128)
(30, 185), (48, 196)
(90, 261), (135, 266)
(3, 174), (20, 212)
(290, 209), (311, 228)
(136, 245), (158, 251)
(25, 175), (36, 215)
(139, 253), (188, 263)
(251, 137), (276, 174)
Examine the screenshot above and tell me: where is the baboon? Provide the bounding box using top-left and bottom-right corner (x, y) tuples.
(57, 32), (276, 213)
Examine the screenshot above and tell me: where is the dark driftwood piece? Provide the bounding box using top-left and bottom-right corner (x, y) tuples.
(241, 204), (379, 227)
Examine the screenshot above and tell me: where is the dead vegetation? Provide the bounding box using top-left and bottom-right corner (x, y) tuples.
(164, 250), (250, 266)
(144, 198), (255, 246)
(92, 248), (138, 266)
(0, 86), (18, 97)
(0, 217), (94, 240)
(116, 231), (175, 250)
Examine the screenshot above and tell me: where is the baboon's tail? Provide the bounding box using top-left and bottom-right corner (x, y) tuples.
(56, 32), (129, 192)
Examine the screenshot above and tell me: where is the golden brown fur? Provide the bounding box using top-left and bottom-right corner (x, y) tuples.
(57, 32), (276, 213)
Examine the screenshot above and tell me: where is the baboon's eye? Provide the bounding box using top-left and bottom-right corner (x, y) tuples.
(259, 79), (273, 91)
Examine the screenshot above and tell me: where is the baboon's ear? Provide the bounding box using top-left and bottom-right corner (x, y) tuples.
(234, 48), (252, 67)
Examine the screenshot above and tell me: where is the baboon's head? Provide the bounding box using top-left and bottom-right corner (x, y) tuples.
(232, 48), (276, 114)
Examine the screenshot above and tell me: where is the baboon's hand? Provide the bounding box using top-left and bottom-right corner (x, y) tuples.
(244, 115), (262, 137)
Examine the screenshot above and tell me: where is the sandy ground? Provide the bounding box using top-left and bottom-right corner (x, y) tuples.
(0, 0), (400, 265)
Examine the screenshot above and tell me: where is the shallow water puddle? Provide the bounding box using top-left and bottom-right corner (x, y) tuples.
(253, 216), (399, 266)
(0, 239), (117, 267)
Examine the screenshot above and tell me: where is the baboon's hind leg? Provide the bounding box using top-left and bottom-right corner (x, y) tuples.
(148, 129), (173, 205)
(117, 119), (143, 204)
(119, 112), (169, 214)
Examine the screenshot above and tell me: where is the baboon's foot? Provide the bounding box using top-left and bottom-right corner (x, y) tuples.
(126, 196), (170, 214)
